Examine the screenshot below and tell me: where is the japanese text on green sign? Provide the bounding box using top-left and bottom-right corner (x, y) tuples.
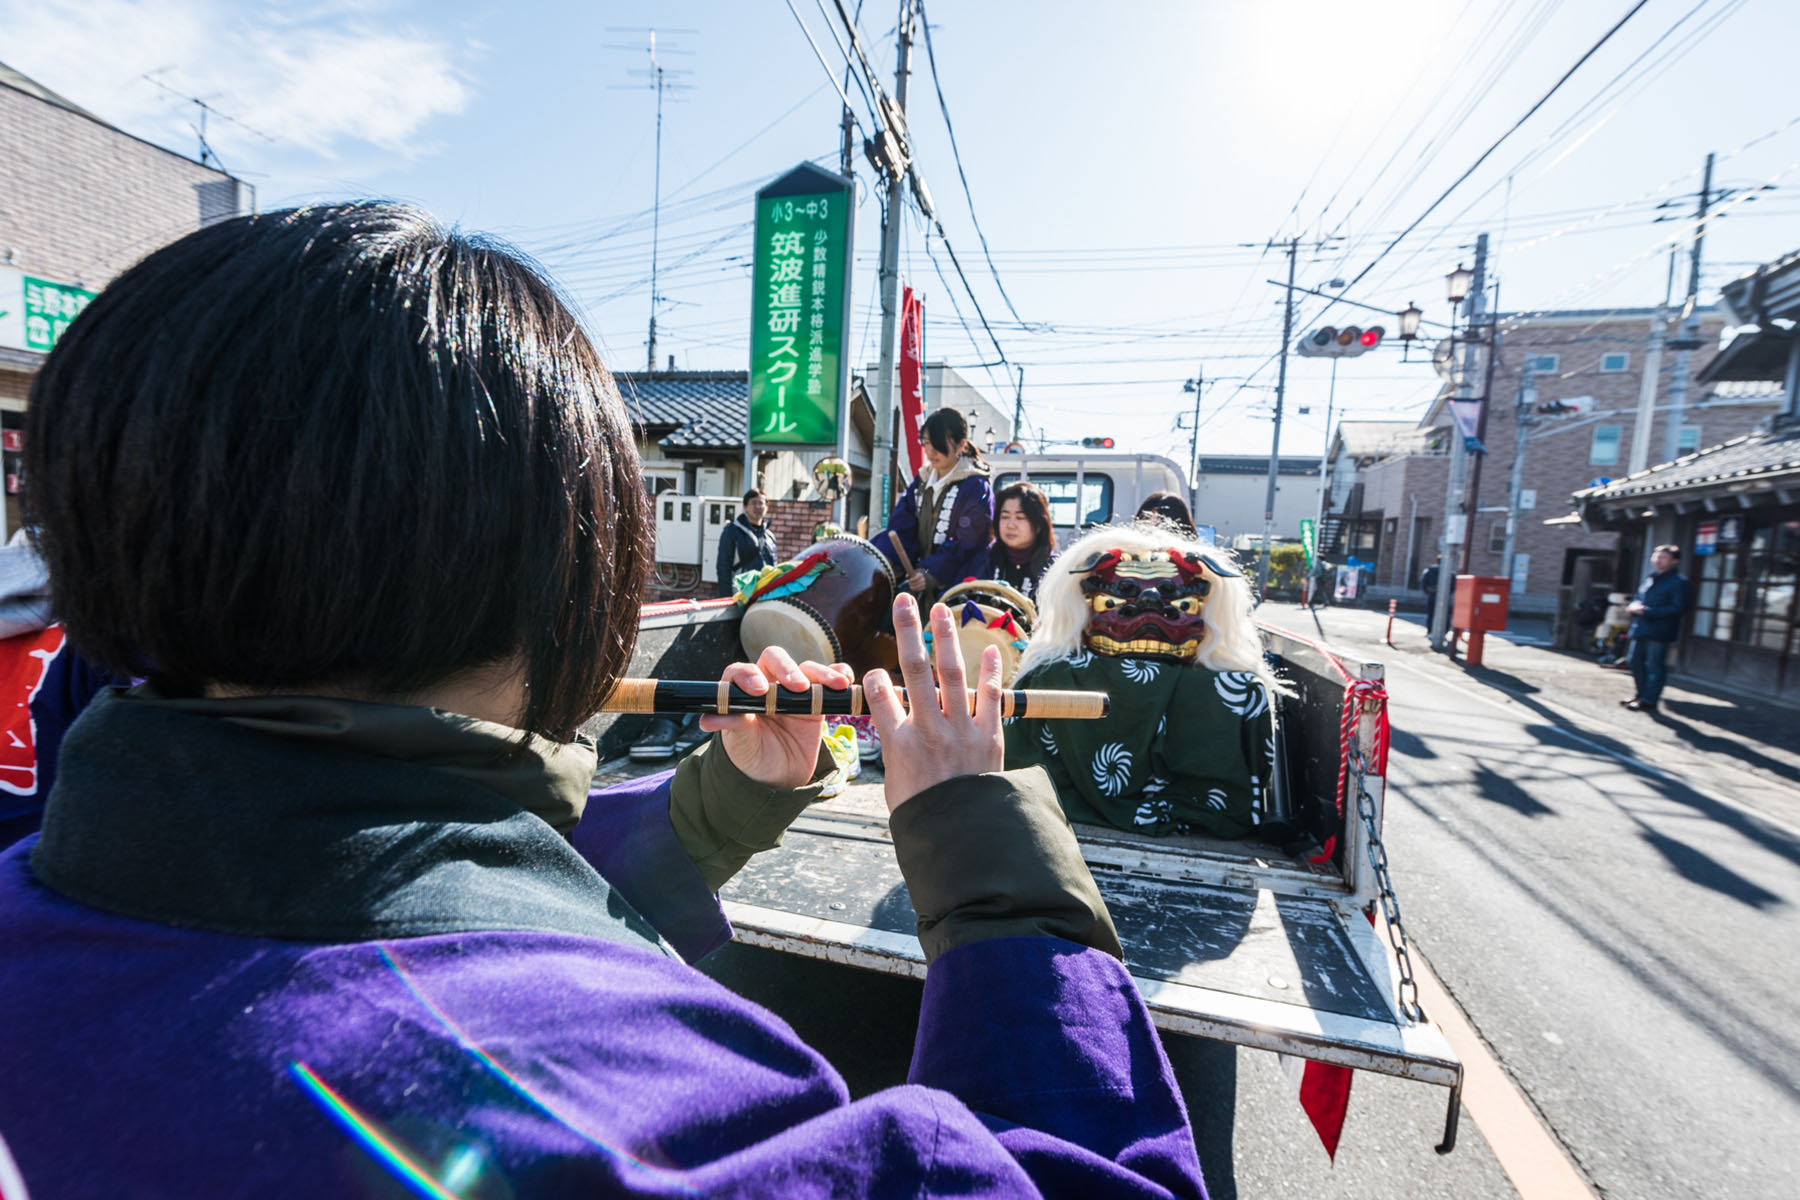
(23, 276), (96, 352)
(749, 189), (849, 444)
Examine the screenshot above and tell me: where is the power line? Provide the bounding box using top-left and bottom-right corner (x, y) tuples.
(915, 0), (1026, 326)
(1340, 0), (1652, 296)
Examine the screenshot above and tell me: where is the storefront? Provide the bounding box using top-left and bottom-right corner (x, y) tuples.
(1570, 248), (1800, 702)
(1573, 431), (1800, 702)
(1681, 506), (1800, 695)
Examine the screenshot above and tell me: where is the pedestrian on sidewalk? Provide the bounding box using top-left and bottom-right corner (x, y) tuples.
(716, 487), (778, 598)
(1420, 556), (1441, 630)
(1622, 544), (1692, 713)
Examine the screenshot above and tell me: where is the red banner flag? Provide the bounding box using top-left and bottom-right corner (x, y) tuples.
(899, 287), (925, 481)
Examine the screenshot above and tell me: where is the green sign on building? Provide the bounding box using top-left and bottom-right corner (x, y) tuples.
(1299, 517), (1317, 568)
(0, 267), (97, 355)
(748, 164), (853, 445)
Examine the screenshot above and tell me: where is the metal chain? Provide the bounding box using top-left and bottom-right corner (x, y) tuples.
(1351, 743), (1423, 1023)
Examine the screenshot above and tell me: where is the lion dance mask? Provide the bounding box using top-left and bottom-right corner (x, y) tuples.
(1072, 546), (1241, 661)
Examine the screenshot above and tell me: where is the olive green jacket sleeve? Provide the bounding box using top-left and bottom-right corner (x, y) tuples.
(888, 766), (1123, 963)
(667, 735), (835, 891)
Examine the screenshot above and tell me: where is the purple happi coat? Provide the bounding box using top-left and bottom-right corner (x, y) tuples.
(0, 692), (1205, 1199)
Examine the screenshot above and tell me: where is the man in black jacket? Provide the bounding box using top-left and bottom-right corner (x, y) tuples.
(716, 488), (778, 597)
(1622, 544), (1691, 713)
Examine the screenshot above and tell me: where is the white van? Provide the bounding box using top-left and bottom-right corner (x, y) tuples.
(988, 451), (1188, 544)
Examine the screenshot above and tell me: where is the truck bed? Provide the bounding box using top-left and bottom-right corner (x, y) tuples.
(595, 752), (1458, 1087)
(594, 597), (1464, 1146)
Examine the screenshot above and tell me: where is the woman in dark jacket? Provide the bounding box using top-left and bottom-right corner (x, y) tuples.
(984, 480), (1055, 601)
(875, 408), (994, 599)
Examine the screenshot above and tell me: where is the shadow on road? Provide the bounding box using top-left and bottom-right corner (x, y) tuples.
(1402, 788), (1800, 1107)
(1639, 828), (1785, 910)
(1388, 727), (1437, 760)
(1513, 723), (1800, 873)
(1652, 707), (1800, 789)
(1461, 663), (1541, 695)
(1470, 760), (1554, 818)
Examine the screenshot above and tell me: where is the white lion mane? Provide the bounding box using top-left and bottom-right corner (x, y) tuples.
(1018, 522), (1286, 697)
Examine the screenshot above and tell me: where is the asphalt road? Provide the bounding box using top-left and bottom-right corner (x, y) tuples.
(696, 605), (1800, 1198)
(1262, 602), (1800, 1199)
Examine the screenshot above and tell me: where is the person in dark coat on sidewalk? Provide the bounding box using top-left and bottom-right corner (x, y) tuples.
(1419, 557), (1441, 626)
(715, 487), (778, 597)
(1622, 543), (1692, 713)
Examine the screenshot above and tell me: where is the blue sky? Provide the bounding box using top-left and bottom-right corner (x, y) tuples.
(6, 0), (1799, 459)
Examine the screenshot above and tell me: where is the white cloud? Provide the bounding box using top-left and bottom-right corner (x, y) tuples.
(0, 0), (470, 161)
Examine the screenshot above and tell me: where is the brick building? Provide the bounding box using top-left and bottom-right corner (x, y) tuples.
(1572, 249), (1800, 703)
(1328, 308), (1781, 613)
(0, 61), (248, 533)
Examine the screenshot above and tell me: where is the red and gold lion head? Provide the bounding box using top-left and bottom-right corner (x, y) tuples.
(1070, 546), (1241, 660)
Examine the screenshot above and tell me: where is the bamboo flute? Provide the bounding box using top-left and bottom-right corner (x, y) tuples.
(602, 679), (1108, 720)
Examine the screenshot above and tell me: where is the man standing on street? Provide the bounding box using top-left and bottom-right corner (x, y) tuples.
(1420, 556), (1441, 634)
(717, 487), (779, 598)
(1622, 544), (1691, 714)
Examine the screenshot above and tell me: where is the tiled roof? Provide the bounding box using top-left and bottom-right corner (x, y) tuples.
(1573, 424), (1800, 504)
(615, 371), (748, 453)
(1702, 379), (1787, 403)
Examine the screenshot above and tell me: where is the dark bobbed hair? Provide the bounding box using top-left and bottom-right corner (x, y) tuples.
(921, 407), (984, 465)
(742, 488), (766, 504)
(994, 481), (1054, 559)
(24, 202), (649, 741)
(1135, 490), (1196, 538)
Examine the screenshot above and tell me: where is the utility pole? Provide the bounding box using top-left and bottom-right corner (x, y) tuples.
(1309, 356), (1340, 605)
(645, 32), (667, 373)
(1460, 288), (1502, 576)
(1188, 364), (1204, 506)
(870, 0), (916, 524)
(1012, 365), (1026, 442)
(1257, 237), (1299, 595)
(1432, 232), (1488, 651)
(1663, 151), (1713, 465)
(1628, 248), (1679, 476)
(1501, 360), (1536, 584)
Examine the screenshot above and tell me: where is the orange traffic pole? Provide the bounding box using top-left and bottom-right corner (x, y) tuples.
(1385, 597), (1397, 645)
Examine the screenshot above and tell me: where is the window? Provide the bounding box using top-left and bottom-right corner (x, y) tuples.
(994, 472), (1113, 528)
(1531, 354), (1559, 374)
(1589, 425), (1621, 466)
(1689, 517), (1800, 655)
(1677, 425), (1702, 455)
(1488, 521), (1507, 553)
(1600, 353), (1629, 373)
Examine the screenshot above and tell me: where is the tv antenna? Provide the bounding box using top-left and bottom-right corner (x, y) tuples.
(606, 29), (696, 372)
(141, 70), (274, 172)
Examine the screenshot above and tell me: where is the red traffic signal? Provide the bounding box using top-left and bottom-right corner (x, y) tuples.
(1080, 436), (1115, 449)
(1296, 323), (1385, 358)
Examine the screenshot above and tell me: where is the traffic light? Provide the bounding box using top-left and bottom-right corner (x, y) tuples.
(1080, 436), (1115, 449)
(1296, 325), (1386, 358)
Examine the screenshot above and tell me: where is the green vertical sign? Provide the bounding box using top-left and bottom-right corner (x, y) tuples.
(1299, 518), (1316, 568)
(22, 274), (96, 352)
(749, 164), (852, 444)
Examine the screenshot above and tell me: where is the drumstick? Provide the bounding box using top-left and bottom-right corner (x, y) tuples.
(602, 679), (1108, 720)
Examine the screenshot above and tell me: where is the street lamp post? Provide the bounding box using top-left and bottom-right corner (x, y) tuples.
(1431, 243), (1487, 652)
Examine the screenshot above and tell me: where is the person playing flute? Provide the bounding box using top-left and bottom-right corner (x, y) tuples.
(0, 203), (1205, 1199)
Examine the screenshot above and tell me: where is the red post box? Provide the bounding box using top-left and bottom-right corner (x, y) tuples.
(1452, 575), (1511, 666)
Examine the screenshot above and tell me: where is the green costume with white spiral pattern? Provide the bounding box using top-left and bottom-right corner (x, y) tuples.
(1003, 655), (1275, 838)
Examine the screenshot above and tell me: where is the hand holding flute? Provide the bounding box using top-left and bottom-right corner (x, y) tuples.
(678, 594), (1014, 814)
